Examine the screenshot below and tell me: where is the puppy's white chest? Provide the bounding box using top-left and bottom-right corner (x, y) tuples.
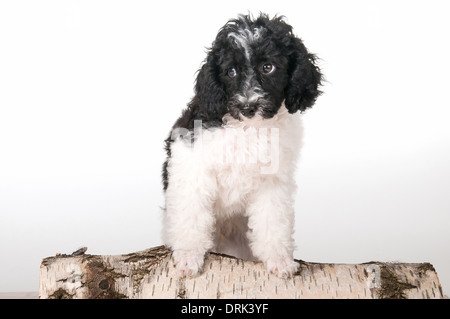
(202, 124), (281, 210)
(167, 105), (301, 211)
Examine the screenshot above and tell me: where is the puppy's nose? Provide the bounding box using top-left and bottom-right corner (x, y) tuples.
(240, 104), (257, 118)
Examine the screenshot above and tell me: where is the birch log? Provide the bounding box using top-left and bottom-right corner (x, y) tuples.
(39, 245), (444, 299)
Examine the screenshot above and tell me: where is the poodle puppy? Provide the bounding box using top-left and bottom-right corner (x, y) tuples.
(162, 13), (322, 278)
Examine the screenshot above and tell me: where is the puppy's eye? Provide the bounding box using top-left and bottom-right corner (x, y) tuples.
(262, 63), (275, 75)
(227, 67), (237, 78)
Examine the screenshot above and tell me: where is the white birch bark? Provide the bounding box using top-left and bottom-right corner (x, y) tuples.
(38, 245), (444, 299)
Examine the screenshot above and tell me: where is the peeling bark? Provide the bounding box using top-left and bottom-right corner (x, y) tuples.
(39, 245), (444, 299)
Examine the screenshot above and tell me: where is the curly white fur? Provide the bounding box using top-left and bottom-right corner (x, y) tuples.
(163, 104), (303, 278)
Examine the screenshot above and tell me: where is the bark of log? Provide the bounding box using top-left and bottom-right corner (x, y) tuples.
(39, 245), (444, 299)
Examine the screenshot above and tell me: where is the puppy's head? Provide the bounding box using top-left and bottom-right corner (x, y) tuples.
(194, 13), (323, 123)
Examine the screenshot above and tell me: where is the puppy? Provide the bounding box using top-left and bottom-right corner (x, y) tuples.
(162, 13), (322, 278)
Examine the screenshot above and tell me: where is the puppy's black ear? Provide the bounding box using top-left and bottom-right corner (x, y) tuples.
(284, 37), (322, 113)
(193, 52), (228, 122)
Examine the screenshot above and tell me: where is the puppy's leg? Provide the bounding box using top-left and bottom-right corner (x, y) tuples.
(246, 177), (299, 278)
(163, 141), (217, 277)
(164, 180), (216, 277)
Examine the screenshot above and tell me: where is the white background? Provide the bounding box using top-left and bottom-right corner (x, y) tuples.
(1, 0), (449, 295)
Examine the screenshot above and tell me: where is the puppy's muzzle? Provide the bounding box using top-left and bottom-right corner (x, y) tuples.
(240, 103), (258, 118)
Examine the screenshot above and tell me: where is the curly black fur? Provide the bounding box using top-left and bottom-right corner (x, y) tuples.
(162, 13), (323, 191)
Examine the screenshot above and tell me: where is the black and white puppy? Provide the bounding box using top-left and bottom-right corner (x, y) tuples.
(162, 13), (322, 278)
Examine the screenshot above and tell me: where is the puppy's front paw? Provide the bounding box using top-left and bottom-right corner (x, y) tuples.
(172, 250), (205, 277)
(266, 256), (299, 278)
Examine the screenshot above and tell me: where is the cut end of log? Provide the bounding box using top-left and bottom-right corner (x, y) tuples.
(38, 245), (444, 299)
